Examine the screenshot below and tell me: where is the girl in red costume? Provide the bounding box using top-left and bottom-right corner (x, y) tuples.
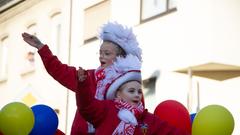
(22, 22), (142, 135)
(76, 55), (190, 135)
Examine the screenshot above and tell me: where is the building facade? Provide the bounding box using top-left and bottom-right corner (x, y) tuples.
(0, 0), (240, 134)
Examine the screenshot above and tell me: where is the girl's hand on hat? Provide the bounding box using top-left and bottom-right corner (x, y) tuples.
(22, 32), (44, 50)
(78, 67), (87, 82)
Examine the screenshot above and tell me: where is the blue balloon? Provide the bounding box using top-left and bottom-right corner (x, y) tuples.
(30, 104), (58, 135)
(190, 113), (197, 124)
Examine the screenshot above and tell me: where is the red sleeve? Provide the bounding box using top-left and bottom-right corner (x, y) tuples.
(55, 129), (65, 135)
(38, 45), (78, 92)
(76, 74), (109, 127)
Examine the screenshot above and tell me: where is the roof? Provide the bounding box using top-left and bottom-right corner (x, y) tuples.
(175, 62), (240, 81)
(0, 0), (24, 14)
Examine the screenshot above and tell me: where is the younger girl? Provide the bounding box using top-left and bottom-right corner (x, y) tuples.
(76, 55), (190, 135)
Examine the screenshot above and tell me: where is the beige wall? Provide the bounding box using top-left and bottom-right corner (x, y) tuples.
(135, 0), (240, 134)
(1, 0), (240, 134)
(0, 0), (70, 133)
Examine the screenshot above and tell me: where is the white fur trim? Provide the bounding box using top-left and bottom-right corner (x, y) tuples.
(106, 71), (141, 100)
(95, 54), (142, 100)
(118, 109), (138, 126)
(87, 122), (95, 133)
(114, 55), (141, 72)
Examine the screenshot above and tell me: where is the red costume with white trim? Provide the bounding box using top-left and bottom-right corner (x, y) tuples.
(38, 45), (96, 135)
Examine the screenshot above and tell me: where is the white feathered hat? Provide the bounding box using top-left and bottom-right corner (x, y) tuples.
(95, 54), (142, 100)
(98, 21), (142, 61)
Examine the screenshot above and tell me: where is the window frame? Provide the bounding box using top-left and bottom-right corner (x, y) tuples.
(50, 11), (62, 56)
(20, 23), (37, 76)
(83, 0), (111, 44)
(140, 0), (177, 23)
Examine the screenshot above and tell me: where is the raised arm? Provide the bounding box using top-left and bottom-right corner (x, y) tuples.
(21, 32), (79, 92)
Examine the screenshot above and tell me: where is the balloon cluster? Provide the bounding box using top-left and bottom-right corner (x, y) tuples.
(0, 102), (63, 135)
(154, 100), (235, 135)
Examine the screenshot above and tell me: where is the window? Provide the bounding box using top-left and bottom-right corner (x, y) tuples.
(50, 12), (62, 56)
(140, 0), (177, 22)
(26, 23), (37, 65)
(83, 0), (110, 43)
(143, 77), (157, 112)
(21, 23), (37, 75)
(0, 36), (8, 80)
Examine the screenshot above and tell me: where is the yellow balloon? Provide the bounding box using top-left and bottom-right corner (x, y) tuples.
(0, 102), (35, 135)
(192, 105), (234, 135)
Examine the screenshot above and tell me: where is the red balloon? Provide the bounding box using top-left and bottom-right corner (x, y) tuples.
(154, 100), (191, 134)
(55, 129), (65, 135)
(0, 131), (3, 135)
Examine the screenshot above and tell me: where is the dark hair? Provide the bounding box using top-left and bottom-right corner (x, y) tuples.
(105, 40), (126, 57)
(115, 45), (126, 58)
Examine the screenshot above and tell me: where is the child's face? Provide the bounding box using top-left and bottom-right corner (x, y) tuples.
(116, 81), (143, 106)
(99, 41), (118, 68)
